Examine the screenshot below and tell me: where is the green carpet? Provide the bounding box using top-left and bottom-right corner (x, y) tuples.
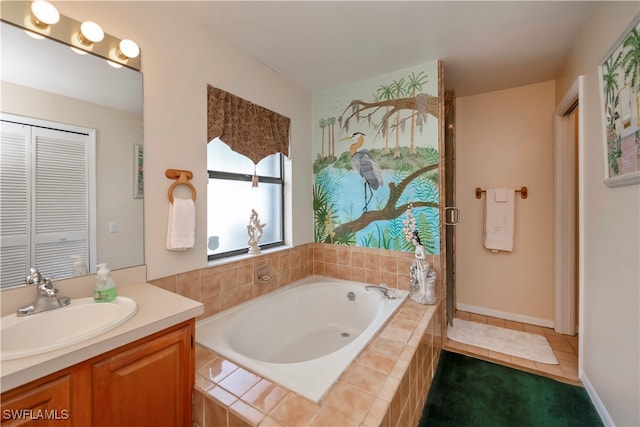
(418, 351), (603, 427)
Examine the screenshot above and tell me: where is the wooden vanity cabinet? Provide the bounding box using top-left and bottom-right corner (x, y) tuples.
(1, 320), (194, 427)
(92, 321), (193, 426)
(1, 374), (75, 426)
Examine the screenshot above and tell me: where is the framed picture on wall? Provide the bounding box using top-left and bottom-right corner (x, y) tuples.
(598, 14), (640, 187)
(133, 143), (144, 198)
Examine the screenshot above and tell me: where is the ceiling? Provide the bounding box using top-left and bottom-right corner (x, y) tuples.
(177, 1), (605, 97)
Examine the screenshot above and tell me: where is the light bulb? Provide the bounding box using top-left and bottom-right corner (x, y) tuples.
(107, 60), (123, 69)
(70, 46), (88, 55)
(117, 39), (140, 59)
(79, 21), (104, 44)
(30, 0), (60, 27)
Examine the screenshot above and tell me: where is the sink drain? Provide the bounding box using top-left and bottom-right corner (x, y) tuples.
(341, 332), (351, 338)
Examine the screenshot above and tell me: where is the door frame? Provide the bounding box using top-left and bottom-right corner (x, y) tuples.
(553, 76), (584, 359)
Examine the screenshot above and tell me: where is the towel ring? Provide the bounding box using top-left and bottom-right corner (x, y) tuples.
(166, 169), (196, 203)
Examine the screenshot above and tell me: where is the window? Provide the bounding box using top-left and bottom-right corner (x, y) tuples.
(207, 138), (284, 260)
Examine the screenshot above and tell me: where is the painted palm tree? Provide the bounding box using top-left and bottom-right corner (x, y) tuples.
(390, 78), (406, 157)
(340, 132), (383, 212)
(603, 52), (623, 110)
(622, 27), (640, 122)
(319, 118), (327, 158)
(376, 84), (394, 153)
(327, 117), (336, 160)
(405, 71), (428, 154)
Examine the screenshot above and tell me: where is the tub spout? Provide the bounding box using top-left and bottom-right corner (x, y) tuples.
(365, 285), (396, 299)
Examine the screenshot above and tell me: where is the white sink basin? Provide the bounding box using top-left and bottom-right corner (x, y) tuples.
(1, 296), (137, 360)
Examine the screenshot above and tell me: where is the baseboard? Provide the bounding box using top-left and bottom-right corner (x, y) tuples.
(455, 303), (554, 328)
(580, 372), (614, 426)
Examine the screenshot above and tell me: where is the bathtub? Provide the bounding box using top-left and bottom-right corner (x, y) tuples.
(196, 275), (408, 403)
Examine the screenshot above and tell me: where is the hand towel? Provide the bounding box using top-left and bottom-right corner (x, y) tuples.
(494, 187), (508, 202)
(166, 197), (195, 251)
(483, 188), (515, 252)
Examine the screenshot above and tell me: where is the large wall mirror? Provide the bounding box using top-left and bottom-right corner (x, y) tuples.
(0, 20), (144, 288)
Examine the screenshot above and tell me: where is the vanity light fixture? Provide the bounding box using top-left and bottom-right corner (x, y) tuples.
(78, 21), (104, 46)
(30, 0), (59, 29)
(1, 1), (141, 71)
(116, 39), (140, 60)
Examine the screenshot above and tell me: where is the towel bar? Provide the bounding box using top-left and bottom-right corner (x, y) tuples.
(166, 169), (196, 202)
(475, 186), (527, 199)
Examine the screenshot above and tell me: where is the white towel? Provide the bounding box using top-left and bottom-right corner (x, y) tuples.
(483, 188), (515, 252)
(166, 197), (195, 251)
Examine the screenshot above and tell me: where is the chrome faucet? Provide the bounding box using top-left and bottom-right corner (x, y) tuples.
(365, 284), (396, 299)
(17, 268), (71, 316)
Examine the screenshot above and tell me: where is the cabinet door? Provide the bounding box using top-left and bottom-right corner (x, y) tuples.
(1, 375), (71, 426)
(92, 323), (193, 427)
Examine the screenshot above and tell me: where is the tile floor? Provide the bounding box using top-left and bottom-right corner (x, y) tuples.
(444, 311), (580, 385)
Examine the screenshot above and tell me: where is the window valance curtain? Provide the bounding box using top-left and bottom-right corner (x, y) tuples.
(207, 85), (290, 164)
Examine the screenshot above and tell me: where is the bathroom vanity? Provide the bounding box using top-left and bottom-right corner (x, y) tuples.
(1, 284), (203, 426)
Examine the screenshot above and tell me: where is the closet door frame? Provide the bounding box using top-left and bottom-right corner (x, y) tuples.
(553, 77), (584, 345)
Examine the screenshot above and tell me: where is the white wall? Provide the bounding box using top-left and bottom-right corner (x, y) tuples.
(557, 3), (640, 425)
(55, 2), (314, 281)
(455, 81), (556, 325)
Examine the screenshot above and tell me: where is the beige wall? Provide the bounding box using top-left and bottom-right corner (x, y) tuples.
(557, 3), (639, 425)
(54, 2), (314, 281)
(1, 82), (144, 273)
(455, 80), (556, 325)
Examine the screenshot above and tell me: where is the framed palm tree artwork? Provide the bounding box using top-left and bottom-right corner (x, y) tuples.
(598, 14), (640, 187)
(133, 143), (144, 198)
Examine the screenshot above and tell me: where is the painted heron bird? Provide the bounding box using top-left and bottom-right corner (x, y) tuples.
(340, 132), (383, 212)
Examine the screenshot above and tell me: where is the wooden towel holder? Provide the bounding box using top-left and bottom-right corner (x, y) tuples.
(165, 169), (196, 202)
(475, 186), (528, 200)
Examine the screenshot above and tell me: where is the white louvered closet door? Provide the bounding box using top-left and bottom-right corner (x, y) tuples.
(0, 119), (91, 286)
(33, 126), (90, 281)
(0, 121), (30, 286)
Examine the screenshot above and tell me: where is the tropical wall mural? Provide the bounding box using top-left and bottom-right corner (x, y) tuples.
(312, 60), (442, 254)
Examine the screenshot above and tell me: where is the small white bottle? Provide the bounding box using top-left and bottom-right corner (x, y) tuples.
(94, 263), (117, 302)
(71, 255), (88, 276)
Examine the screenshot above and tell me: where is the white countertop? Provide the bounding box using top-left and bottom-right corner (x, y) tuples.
(1, 284), (203, 393)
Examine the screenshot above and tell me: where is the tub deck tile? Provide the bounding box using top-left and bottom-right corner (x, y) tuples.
(370, 336), (405, 359)
(268, 393), (320, 426)
(258, 416), (285, 427)
(230, 400), (266, 426)
(358, 349), (398, 375)
(198, 358), (239, 383)
(241, 379), (289, 415)
(218, 367), (262, 397)
(322, 381), (376, 422)
(345, 364), (388, 396)
(309, 406), (360, 427)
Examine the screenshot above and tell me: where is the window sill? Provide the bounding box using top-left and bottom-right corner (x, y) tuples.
(206, 245), (293, 268)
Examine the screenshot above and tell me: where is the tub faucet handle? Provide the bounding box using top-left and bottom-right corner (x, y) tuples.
(379, 283), (396, 299)
(365, 284), (396, 299)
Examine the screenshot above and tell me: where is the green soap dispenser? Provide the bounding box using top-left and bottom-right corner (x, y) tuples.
(94, 263), (117, 302)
